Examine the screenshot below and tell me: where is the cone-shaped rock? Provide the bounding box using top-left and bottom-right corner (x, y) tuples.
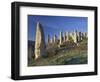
(59, 31), (63, 44)
(35, 22), (47, 59)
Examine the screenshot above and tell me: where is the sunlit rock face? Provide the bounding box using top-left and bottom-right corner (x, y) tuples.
(35, 22), (47, 59)
(73, 30), (78, 43)
(59, 31), (63, 45)
(53, 34), (57, 43)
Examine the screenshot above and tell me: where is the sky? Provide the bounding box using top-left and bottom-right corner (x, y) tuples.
(28, 15), (88, 42)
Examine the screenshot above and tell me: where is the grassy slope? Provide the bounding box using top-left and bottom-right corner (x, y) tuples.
(28, 39), (87, 66)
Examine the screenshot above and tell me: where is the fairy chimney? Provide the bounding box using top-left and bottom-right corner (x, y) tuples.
(54, 34), (57, 43)
(66, 32), (69, 41)
(73, 30), (78, 43)
(47, 34), (50, 44)
(64, 32), (67, 42)
(59, 31), (63, 44)
(35, 22), (47, 59)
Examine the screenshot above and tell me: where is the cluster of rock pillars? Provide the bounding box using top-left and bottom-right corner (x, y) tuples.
(33, 22), (87, 60)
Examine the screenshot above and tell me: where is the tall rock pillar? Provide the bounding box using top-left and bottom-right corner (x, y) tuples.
(59, 31), (63, 44)
(66, 32), (69, 41)
(73, 30), (78, 43)
(54, 34), (57, 43)
(35, 22), (47, 59)
(47, 34), (50, 44)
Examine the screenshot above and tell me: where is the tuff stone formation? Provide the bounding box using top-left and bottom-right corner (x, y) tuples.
(73, 30), (78, 43)
(66, 32), (69, 41)
(52, 37), (54, 43)
(54, 34), (57, 43)
(35, 22), (47, 59)
(59, 31), (63, 44)
(34, 22), (87, 59)
(64, 32), (66, 42)
(47, 34), (50, 44)
(46, 30), (86, 45)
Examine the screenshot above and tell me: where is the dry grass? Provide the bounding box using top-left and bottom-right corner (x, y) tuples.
(28, 39), (88, 66)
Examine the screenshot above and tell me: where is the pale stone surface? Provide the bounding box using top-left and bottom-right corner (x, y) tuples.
(35, 22), (47, 59)
(47, 30), (86, 45)
(34, 21), (87, 59)
(66, 32), (70, 41)
(70, 32), (73, 38)
(59, 31), (63, 44)
(73, 30), (78, 43)
(81, 33), (84, 40)
(54, 34), (57, 43)
(50, 38), (53, 43)
(83, 32), (87, 38)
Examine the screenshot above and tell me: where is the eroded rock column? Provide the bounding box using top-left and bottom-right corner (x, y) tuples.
(59, 31), (63, 44)
(54, 34), (57, 43)
(73, 30), (78, 43)
(35, 22), (47, 59)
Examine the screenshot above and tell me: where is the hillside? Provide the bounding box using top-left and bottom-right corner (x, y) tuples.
(28, 39), (88, 66)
